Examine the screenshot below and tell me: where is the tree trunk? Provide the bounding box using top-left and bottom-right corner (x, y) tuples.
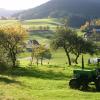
(75, 53), (80, 64)
(82, 55), (84, 69)
(11, 51), (17, 68)
(30, 53), (34, 66)
(64, 48), (71, 66)
(41, 58), (43, 65)
(9, 47), (17, 68)
(12, 59), (16, 67)
(36, 58), (39, 66)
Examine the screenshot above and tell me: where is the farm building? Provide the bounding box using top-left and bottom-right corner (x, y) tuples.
(84, 25), (100, 41)
(26, 40), (40, 52)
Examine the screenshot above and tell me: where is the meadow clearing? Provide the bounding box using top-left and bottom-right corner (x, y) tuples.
(0, 19), (100, 100)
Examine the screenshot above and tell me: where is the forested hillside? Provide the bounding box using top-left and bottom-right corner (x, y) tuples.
(13, 0), (100, 27)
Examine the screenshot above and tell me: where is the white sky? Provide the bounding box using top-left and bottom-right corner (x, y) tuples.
(0, 0), (50, 10)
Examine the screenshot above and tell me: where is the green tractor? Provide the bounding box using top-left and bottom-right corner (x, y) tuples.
(69, 56), (100, 90)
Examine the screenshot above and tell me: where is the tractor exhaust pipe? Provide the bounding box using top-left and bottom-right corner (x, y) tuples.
(82, 55), (84, 69)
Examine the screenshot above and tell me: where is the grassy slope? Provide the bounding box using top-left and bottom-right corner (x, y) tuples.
(0, 18), (59, 29)
(0, 49), (99, 100)
(22, 18), (61, 30)
(0, 19), (100, 100)
(0, 20), (18, 25)
(0, 64), (99, 100)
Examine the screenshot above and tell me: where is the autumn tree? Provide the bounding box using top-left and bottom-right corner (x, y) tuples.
(0, 24), (27, 67)
(31, 45), (51, 66)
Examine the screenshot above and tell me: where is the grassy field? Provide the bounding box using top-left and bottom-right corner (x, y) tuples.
(0, 20), (18, 26)
(0, 19), (100, 100)
(0, 18), (60, 30)
(0, 63), (99, 100)
(22, 18), (61, 30)
(0, 48), (99, 100)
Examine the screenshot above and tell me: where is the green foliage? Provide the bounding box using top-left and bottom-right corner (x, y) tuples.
(0, 62), (8, 72)
(51, 26), (97, 65)
(0, 47), (11, 71)
(71, 36), (97, 64)
(51, 26), (75, 65)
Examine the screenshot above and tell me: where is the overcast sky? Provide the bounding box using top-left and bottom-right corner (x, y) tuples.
(0, 0), (50, 10)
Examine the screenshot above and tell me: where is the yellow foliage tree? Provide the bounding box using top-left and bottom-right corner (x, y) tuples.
(0, 24), (27, 67)
(31, 45), (51, 66)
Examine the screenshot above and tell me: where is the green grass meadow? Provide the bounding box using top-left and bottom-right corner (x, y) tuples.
(0, 19), (100, 100)
(22, 18), (61, 30)
(0, 64), (100, 100)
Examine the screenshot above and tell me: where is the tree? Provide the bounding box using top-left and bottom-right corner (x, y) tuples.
(73, 40), (85, 64)
(65, 30), (97, 64)
(51, 26), (97, 65)
(43, 50), (52, 64)
(0, 45), (10, 70)
(31, 44), (52, 66)
(51, 26), (75, 66)
(0, 24), (27, 67)
(71, 35), (97, 64)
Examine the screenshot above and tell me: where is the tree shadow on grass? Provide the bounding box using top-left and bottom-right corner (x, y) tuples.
(0, 76), (21, 85)
(1, 67), (70, 80)
(71, 64), (98, 70)
(0, 76), (32, 88)
(47, 65), (65, 68)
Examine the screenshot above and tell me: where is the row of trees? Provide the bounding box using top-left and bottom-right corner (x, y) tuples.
(51, 26), (97, 66)
(30, 26), (50, 31)
(0, 23), (51, 69)
(0, 24), (27, 68)
(0, 20), (98, 69)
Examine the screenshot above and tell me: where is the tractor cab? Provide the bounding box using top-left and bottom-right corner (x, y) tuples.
(73, 69), (96, 79)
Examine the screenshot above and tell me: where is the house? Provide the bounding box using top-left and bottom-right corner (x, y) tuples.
(26, 40), (40, 52)
(84, 25), (100, 41)
(28, 40), (40, 46)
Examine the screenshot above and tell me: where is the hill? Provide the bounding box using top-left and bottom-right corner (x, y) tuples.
(0, 8), (19, 17)
(12, 0), (100, 27)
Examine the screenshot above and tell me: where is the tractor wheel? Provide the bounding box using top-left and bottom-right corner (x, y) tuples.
(69, 78), (80, 89)
(95, 78), (100, 91)
(80, 82), (89, 90)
